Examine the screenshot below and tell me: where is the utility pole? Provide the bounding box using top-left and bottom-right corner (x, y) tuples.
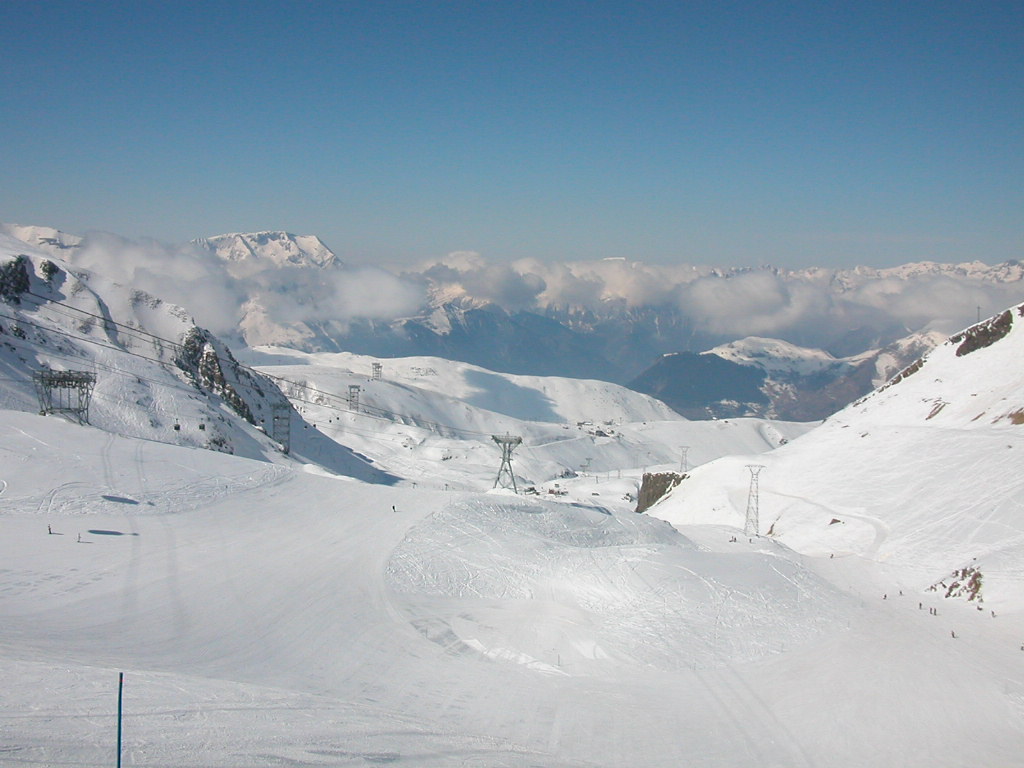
(744, 465), (765, 537)
(348, 384), (361, 412)
(679, 446), (689, 474)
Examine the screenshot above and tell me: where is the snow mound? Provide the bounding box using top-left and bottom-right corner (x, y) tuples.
(386, 498), (848, 672)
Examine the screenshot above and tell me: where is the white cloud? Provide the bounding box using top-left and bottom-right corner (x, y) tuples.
(65, 233), (1024, 354)
(677, 271), (830, 337)
(72, 232), (425, 340)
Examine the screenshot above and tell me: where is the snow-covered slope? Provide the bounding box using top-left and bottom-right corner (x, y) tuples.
(709, 336), (843, 377)
(0, 233), (810, 497)
(240, 346), (810, 497)
(0, 222), (83, 255)
(3, 408), (1023, 767)
(244, 347), (680, 424)
(649, 306), (1024, 607)
(1, 232), (1023, 764)
(0, 233), (394, 482)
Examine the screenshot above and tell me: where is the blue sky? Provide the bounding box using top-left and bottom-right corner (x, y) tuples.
(2, 1), (1022, 267)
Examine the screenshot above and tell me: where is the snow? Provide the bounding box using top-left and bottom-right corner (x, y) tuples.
(237, 346), (811, 497)
(707, 336), (841, 377)
(649, 309), (1024, 605)
(1, 232), (1024, 765)
(0, 223), (82, 255)
(192, 231), (340, 271)
(2, 409), (1024, 766)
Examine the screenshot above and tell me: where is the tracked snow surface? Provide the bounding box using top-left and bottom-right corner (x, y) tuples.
(0, 233), (1022, 765)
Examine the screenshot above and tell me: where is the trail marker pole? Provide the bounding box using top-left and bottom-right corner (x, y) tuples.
(116, 672), (123, 768)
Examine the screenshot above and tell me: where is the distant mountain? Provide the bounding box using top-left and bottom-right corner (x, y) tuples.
(629, 332), (944, 421)
(334, 300), (624, 382)
(0, 223), (82, 255)
(192, 231), (340, 272)
(627, 352), (769, 418)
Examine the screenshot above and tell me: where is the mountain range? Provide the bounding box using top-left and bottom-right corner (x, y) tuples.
(5, 223), (1024, 421)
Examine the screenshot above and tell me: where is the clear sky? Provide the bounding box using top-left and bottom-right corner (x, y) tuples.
(2, 0), (1022, 268)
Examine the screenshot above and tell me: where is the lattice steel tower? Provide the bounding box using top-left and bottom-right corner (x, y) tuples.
(744, 464), (765, 536)
(32, 370), (96, 424)
(492, 434), (523, 493)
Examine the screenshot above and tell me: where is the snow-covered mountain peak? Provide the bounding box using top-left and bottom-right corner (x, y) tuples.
(192, 231), (340, 272)
(706, 336), (840, 377)
(0, 222), (83, 256)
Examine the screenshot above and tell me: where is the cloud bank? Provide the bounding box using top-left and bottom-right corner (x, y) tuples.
(413, 253), (1024, 350)
(71, 232), (425, 342)
(30, 225), (1024, 356)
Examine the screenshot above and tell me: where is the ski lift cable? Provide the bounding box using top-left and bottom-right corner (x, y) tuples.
(0, 306), (504, 444)
(15, 291), (501, 440)
(21, 289), (501, 437)
(0, 328), (427, 451)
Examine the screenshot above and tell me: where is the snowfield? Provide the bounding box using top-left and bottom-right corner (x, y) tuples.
(2, 408), (1024, 767)
(0, 231), (1023, 766)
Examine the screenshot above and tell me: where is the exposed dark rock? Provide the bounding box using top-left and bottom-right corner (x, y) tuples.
(175, 327), (256, 425)
(949, 310), (1013, 357)
(0, 255), (32, 304)
(636, 471), (685, 514)
(928, 564), (983, 603)
(40, 259), (59, 282)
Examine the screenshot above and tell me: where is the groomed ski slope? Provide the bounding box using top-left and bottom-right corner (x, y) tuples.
(2, 411), (1024, 767)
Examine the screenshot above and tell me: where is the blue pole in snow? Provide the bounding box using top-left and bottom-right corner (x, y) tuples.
(117, 672), (123, 768)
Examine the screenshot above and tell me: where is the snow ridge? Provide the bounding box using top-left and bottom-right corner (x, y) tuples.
(192, 231), (340, 270)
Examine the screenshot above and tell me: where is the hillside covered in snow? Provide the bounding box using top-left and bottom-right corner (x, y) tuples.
(649, 306), (1024, 607)
(631, 331), (946, 420)
(1, 227), (1024, 766)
